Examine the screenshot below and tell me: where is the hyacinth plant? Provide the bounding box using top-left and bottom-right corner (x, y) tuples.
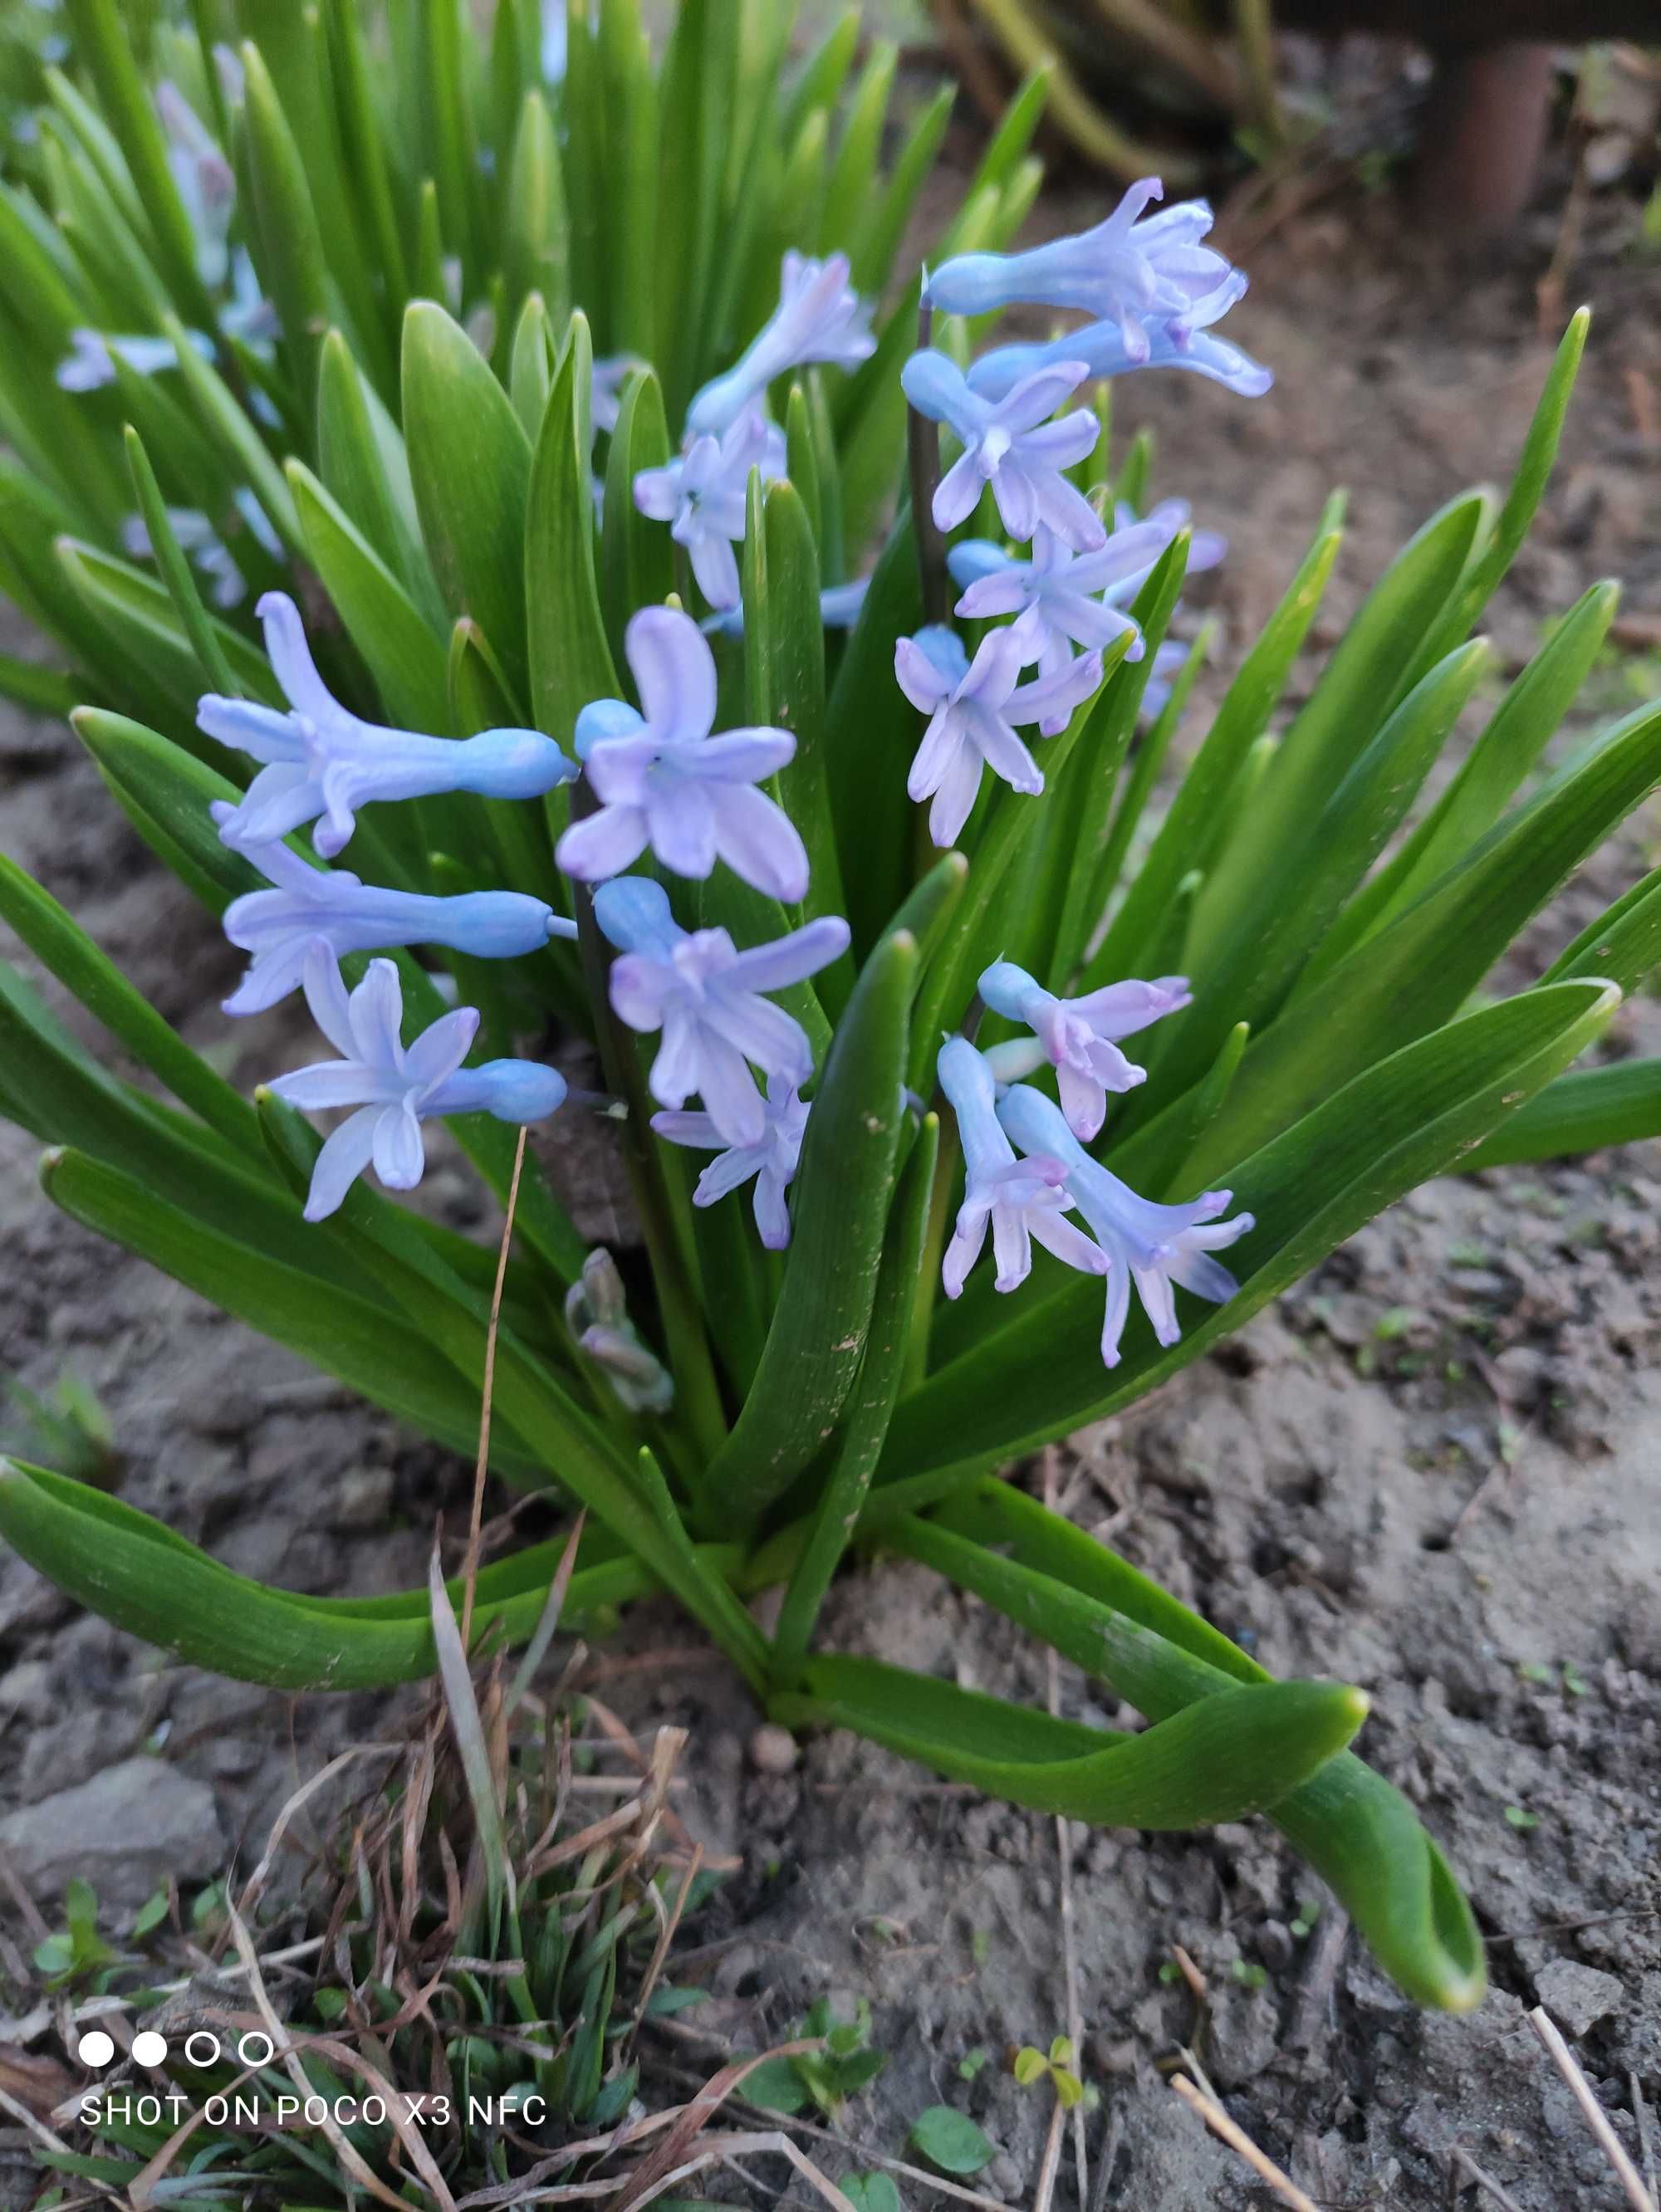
(2, 0), (1660, 2024)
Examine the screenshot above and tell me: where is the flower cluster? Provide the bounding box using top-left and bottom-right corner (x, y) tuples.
(189, 184), (1266, 1380)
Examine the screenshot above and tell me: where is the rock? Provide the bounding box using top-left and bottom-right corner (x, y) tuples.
(1534, 1960), (1624, 2039)
(0, 1757), (222, 1906)
(0, 1658), (55, 1724)
(327, 1466), (394, 1531)
(747, 1723), (799, 1775)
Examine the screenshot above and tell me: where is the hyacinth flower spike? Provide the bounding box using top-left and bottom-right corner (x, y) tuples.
(202, 594), (576, 856)
(653, 1076), (810, 1250)
(997, 1083), (1252, 1367)
(925, 178), (1245, 360)
(269, 947), (566, 1221)
(633, 405), (784, 611)
(214, 805), (575, 1016)
(595, 877), (849, 1148)
(937, 1038), (1106, 1299)
(556, 605), (808, 900)
(978, 959), (1192, 1142)
(967, 279), (1272, 407)
(895, 623), (1103, 846)
(901, 350), (1105, 551)
(685, 250), (875, 438)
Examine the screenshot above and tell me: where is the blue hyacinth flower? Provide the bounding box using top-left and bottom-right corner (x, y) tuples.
(269, 947), (566, 1221)
(936, 1038), (1106, 1299)
(202, 594), (576, 857)
(901, 349), (1105, 551)
(686, 250), (875, 439)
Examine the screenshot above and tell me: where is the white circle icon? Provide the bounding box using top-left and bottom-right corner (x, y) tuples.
(184, 2031), (222, 2068)
(132, 2030), (169, 2067)
(76, 2030), (115, 2069)
(236, 2031), (276, 2067)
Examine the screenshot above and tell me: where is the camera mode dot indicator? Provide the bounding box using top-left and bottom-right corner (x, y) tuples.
(132, 2030), (169, 2067)
(76, 2030), (115, 2069)
(184, 2031), (223, 2068)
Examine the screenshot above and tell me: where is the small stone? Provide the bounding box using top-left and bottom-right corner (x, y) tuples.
(987, 2151), (1023, 2200)
(0, 1757), (222, 1906)
(327, 1466), (394, 1531)
(747, 1724), (799, 1775)
(1535, 1960), (1624, 2039)
(0, 1658), (55, 1724)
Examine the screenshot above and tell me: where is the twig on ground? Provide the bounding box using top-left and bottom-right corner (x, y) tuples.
(1170, 2073), (1320, 2212)
(1526, 2006), (1658, 2212)
(1286, 1901), (1349, 2056)
(463, 1123), (527, 1647)
(1041, 1447), (1089, 2211)
(1632, 2071), (1658, 2210)
(1030, 2095), (1066, 2212)
(1445, 2146), (1527, 2212)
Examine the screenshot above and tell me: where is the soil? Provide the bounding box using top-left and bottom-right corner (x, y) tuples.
(3, 120), (1661, 2212)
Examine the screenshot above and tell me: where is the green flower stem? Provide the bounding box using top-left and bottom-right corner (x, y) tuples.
(906, 302), (951, 626)
(567, 798), (730, 1485)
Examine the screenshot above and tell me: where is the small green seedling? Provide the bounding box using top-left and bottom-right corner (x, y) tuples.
(743, 1996), (886, 2119)
(1013, 2033), (1086, 2108)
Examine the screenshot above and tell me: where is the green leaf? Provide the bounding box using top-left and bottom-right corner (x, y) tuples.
(819, 40), (896, 259)
(1199, 697), (1661, 1164)
(707, 927), (918, 1527)
(316, 327), (441, 619)
(1187, 490), (1487, 978)
(599, 366), (673, 671)
(0, 1460), (706, 1690)
(775, 1651), (1365, 1828)
(1149, 637), (1495, 1104)
(908, 2108), (994, 2178)
(38, 1146), (526, 1466)
(1542, 860), (1661, 992)
(527, 311), (617, 751)
(825, 512), (922, 955)
(848, 81), (953, 297)
(1458, 1058), (1661, 1170)
(403, 301), (533, 707)
(764, 477), (848, 955)
(1300, 579), (1621, 983)
(771, 1114), (940, 1686)
(503, 90), (570, 330)
(1085, 511), (1340, 988)
(161, 310), (304, 558)
(239, 40), (335, 414)
(915, 1485), (1485, 2012)
(287, 459), (451, 732)
(840, 2176), (901, 2212)
(120, 425), (238, 697)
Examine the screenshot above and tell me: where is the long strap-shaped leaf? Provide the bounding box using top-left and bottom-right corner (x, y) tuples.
(771, 1652), (1365, 1828)
(705, 927), (919, 1528)
(902, 1490), (1486, 2013)
(0, 1461), (734, 1691)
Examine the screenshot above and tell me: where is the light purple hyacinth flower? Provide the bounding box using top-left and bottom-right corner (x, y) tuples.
(202, 593), (576, 857)
(997, 1083), (1252, 1367)
(556, 606), (807, 900)
(894, 623), (1102, 847)
(685, 251), (875, 438)
(977, 960), (1191, 1142)
(967, 280), (1272, 405)
(937, 1038), (1105, 1299)
(948, 523), (1167, 728)
(632, 405), (784, 611)
(901, 350), (1105, 551)
(926, 178), (1244, 361)
(213, 804), (574, 1016)
(270, 947), (566, 1221)
(595, 877), (848, 1148)
(703, 574), (870, 639)
(653, 1075), (809, 1250)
